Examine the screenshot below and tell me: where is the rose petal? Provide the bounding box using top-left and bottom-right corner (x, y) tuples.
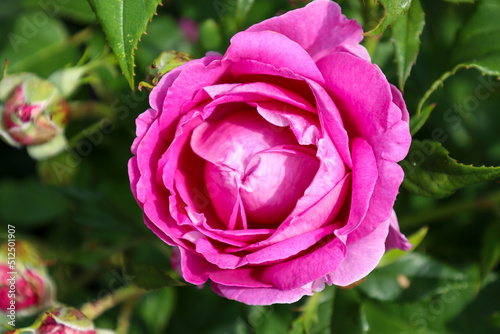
(158, 54), (229, 142)
(261, 235), (345, 290)
(347, 160), (405, 243)
(244, 224), (339, 265)
(225, 31), (324, 83)
(326, 216), (391, 286)
(308, 80), (352, 168)
(229, 59), (318, 107)
(253, 101), (320, 145)
(131, 108), (159, 155)
(377, 119), (412, 162)
(204, 81), (316, 113)
(190, 110), (298, 172)
(246, 0), (369, 62)
(204, 162), (246, 229)
(240, 145), (319, 224)
(336, 138), (377, 237)
(385, 210), (412, 251)
(240, 172), (350, 251)
(316, 52), (392, 140)
(390, 84), (410, 123)
(212, 281), (314, 305)
(133, 118), (193, 248)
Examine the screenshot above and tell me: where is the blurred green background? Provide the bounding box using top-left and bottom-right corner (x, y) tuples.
(1, 0), (500, 333)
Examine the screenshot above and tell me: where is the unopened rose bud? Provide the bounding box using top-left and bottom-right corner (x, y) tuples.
(6, 307), (97, 334)
(0, 242), (55, 317)
(0, 74), (69, 159)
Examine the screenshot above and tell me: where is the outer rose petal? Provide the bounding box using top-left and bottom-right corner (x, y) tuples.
(390, 84), (410, 123)
(326, 216), (392, 286)
(316, 52), (392, 140)
(385, 210), (412, 251)
(261, 236), (345, 290)
(212, 281), (315, 305)
(246, 0), (370, 62)
(225, 31), (324, 83)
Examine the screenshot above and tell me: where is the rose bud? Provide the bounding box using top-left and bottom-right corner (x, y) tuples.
(0, 74), (69, 159)
(129, 0), (412, 305)
(5, 306), (111, 334)
(0, 242), (55, 317)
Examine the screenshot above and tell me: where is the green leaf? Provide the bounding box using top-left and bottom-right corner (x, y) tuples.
(86, 0), (162, 90)
(451, 0), (500, 76)
(288, 286), (335, 334)
(135, 15), (193, 71)
(480, 221), (500, 282)
(442, 0), (475, 3)
(125, 262), (184, 290)
(359, 252), (467, 302)
(200, 19), (223, 51)
(400, 140), (500, 198)
(21, 0), (96, 24)
(363, 302), (449, 334)
(138, 288), (176, 333)
(123, 244), (183, 290)
(410, 102), (436, 136)
(0, 178), (69, 226)
(330, 289), (368, 334)
(378, 226), (429, 268)
(234, 0), (255, 27)
(365, 0), (413, 36)
(0, 13), (79, 78)
(411, 0), (500, 135)
(391, 0), (425, 90)
(447, 273), (500, 333)
(249, 305), (292, 334)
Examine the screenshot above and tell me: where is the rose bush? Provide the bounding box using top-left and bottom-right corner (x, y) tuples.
(129, 0), (412, 305)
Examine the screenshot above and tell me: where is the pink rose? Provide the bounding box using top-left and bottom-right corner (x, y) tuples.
(129, 0), (411, 305)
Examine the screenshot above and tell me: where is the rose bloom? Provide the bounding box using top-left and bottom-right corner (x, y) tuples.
(129, 0), (412, 305)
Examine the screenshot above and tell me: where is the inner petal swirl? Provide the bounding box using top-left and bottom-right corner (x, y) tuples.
(191, 110), (320, 228)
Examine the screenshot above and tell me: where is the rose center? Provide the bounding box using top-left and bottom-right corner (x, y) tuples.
(238, 145), (319, 224)
(191, 110), (319, 228)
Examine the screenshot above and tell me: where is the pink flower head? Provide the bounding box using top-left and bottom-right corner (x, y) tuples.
(129, 0), (411, 305)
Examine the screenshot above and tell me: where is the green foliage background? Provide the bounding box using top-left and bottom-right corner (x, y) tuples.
(1, 0), (500, 333)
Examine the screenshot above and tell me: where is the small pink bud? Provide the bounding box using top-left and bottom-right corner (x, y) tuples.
(0, 242), (55, 317)
(0, 75), (69, 147)
(6, 307), (97, 334)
